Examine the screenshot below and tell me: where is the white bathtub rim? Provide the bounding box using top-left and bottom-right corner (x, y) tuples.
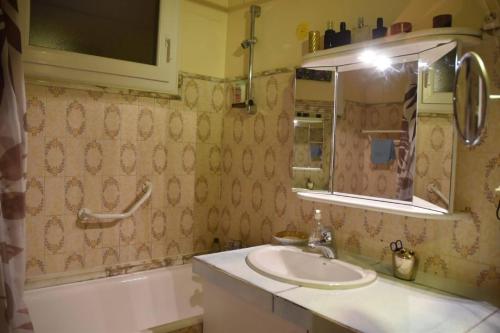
(25, 263), (203, 333)
(24, 263), (198, 294)
(25, 254), (195, 290)
(141, 315), (203, 333)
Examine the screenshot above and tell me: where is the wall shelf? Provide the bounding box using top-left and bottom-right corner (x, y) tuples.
(297, 192), (471, 220)
(302, 27), (482, 68)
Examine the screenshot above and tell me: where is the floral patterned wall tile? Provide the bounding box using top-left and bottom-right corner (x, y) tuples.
(25, 75), (225, 284)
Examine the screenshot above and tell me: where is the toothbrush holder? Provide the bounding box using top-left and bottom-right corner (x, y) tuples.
(392, 248), (418, 281)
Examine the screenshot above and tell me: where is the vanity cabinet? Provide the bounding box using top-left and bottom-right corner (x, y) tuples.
(194, 246), (499, 333)
(194, 249), (351, 333)
(202, 281), (349, 333)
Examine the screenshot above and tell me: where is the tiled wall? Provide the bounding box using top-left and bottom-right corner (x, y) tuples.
(218, 42), (500, 305)
(24, 37), (500, 305)
(25, 74), (229, 284)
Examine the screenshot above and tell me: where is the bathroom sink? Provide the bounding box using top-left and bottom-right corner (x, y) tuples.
(246, 246), (377, 289)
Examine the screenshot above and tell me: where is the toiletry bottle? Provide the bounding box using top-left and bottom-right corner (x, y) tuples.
(337, 22), (351, 46)
(233, 81), (246, 104)
(308, 209), (323, 246)
(352, 17), (371, 43)
(308, 30), (321, 52)
(372, 17), (387, 39)
(324, 20), (336, 49)
(306, 178), (314, 190)
(433, 14), (452, 28)
(211, 237), (221, 253)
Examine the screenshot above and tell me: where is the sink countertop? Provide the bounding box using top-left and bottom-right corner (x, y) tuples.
(194, 245), (499, 333)
(193, 245), (297, 293)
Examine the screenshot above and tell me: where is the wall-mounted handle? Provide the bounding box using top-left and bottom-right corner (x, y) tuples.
(452, 51), (490, 147)
(494, 185), (500, 221)
(78, 182), (152, 222)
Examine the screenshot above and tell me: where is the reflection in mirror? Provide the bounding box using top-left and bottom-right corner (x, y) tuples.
(412, 111), (455, 210)
(415, 43), (457, 210)
(453, 52), (489, 146)
(293, 68), (334, 191)
(421, 48), (456, 104)
(331, 43), (458, 212)
(334, 62), (418, 202)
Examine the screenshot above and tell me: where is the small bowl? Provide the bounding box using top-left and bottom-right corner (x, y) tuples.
(272, 231), (308, 245)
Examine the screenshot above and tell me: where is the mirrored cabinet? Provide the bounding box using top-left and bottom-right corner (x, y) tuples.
(293, 28), (483, 219)
(293, 68), (334, 191)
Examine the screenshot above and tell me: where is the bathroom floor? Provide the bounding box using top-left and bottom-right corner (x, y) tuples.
(168, 324), (203, 333)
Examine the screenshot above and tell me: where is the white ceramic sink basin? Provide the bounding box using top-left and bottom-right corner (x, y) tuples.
(246, 246), (377, 289)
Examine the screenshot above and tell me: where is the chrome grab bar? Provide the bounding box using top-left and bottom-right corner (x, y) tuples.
(78, 181), (152, 221)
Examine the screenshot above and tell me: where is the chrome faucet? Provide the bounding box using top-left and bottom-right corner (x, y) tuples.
(308, 210), (336, 259)
(308, 227), (336, 259)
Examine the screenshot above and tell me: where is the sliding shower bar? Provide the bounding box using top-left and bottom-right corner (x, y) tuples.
(233, 4), (261, 114)
(78, 182), (152, 222)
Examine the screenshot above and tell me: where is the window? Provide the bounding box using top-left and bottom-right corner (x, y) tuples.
(20, 0), (179, 94)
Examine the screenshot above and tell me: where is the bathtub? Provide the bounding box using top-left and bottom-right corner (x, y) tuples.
(25, 264), (203, 333)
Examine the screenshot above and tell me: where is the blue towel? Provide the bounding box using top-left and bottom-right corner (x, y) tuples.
(371, 139), (395, 164)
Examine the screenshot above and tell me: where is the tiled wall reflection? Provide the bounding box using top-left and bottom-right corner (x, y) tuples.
(334, 100), (403, 199)
(25, 76), (228, 281)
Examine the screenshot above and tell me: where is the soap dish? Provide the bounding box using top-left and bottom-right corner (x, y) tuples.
(272, 231), (308, 245)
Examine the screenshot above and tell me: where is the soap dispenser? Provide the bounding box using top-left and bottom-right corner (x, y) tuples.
(308, 209), (323, 245)
(324, 20), (336, 49)
(337, 22), (351, 46)
(372, 17), (388, 39)
(352, 17), (371, 43)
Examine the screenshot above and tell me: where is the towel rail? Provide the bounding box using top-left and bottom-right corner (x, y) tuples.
(361, 129), (405, 134)
(78, 181), (152, 222)
(362, 130), (403, 144)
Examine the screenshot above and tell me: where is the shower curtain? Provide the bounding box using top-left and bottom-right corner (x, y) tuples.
(0, 0), (33, 331)
(396, 80), (417, 201)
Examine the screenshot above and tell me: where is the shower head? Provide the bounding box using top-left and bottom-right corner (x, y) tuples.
(250, 5), (261, 18)
(241, 38), (257, 49)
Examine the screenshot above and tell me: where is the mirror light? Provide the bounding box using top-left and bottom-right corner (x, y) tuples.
(358, 50), (377, 63)
(418, 61), (429, 69)
(358, 50), (392, 71)
(375, 56), (392, 71)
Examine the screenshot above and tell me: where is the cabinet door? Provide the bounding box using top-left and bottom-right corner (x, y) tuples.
(19, 0), (179, 94)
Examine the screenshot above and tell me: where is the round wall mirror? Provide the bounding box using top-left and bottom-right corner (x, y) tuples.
(453, 51), (490, 146)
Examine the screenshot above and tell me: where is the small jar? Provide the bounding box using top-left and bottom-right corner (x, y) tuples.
(392, 248), (418, 281)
